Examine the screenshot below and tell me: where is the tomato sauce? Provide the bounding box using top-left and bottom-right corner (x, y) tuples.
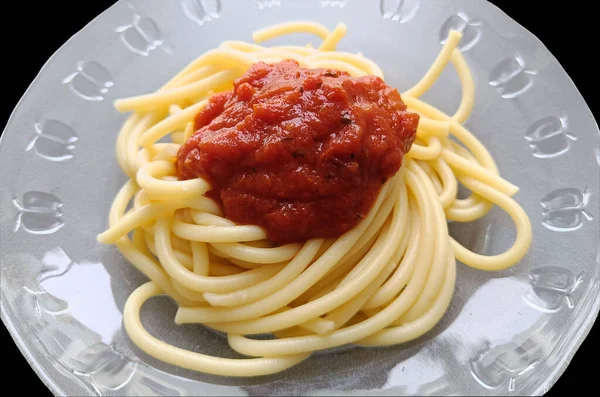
(177, 60), (418, 244)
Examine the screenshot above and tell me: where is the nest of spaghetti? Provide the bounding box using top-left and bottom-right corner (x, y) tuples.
(98, 22), (531, 377)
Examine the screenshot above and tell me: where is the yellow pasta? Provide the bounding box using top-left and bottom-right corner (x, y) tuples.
(99, 21), (532, 377)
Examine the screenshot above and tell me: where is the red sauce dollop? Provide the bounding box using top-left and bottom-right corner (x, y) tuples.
(177, 60), (418, 244)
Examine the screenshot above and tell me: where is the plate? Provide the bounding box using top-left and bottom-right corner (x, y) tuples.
(1, 0), (599, 395)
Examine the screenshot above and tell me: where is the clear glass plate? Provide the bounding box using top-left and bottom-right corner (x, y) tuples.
(1, 0), (599, 395)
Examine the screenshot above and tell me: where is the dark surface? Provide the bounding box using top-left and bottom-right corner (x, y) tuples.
(1, 1), (597, 395)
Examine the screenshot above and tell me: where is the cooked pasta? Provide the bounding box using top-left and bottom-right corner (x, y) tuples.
(98, 21), (532, 377)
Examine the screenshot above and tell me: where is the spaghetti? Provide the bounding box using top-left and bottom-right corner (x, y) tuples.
(98, 21), (532, 377)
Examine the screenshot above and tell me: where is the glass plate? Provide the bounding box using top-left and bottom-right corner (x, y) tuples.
(1, 0), (599, 395)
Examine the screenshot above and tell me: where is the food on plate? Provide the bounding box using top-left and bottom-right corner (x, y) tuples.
(97, 21), (532, 377)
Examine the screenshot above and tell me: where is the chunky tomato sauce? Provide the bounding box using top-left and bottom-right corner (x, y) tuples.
(177, 60), (418, 244)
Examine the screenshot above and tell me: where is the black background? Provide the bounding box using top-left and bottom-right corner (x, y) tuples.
(1, 1), (597, 395)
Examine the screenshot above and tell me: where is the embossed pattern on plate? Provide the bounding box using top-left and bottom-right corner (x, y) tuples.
(116, 4), (174, 56)
(525, 115), (576, 159)
(12, 192), (65, 235)
(1, 0), (599, 396)
(181, 0), (222, 25)
(62, 61), (114, 101)
(489, 56), (537, 99)
(379, 0), (420, 23)
(439, 12), (482, 51)
(540, 187), (593, 232)
(26, 120), (78, 162)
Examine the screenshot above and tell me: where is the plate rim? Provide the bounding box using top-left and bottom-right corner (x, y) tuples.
(1, 0), (598, 396)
